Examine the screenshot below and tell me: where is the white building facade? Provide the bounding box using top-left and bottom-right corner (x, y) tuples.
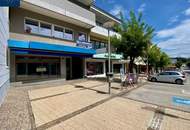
(0, 7), (9, 105)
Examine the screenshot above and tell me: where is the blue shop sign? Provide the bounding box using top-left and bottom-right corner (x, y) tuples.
(172, 96), (190, 105)
(0, 0), (20, 7)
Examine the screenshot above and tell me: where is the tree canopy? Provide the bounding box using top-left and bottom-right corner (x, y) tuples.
(148, 44), (170, 72)
(111, 11), (154, 72)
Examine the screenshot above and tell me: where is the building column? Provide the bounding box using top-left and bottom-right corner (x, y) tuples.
(60, 57), (66, 80)
(10, 53), (16, 82)
(103, 61), (106, 75)
(84, 58), (87, 77)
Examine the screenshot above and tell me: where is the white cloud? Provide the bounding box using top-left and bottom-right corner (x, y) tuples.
(168, 15), (179, 25)
(157, 19), (190, 58)
(110, 5), (125, 16)
(138, 3), (146, 13)
(184, 8), (190, 16)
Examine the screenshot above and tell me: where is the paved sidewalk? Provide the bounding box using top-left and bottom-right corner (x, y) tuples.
(0, 87), (32, 130)
(1, 79), (190, 130)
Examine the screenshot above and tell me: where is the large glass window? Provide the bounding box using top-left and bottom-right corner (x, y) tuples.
(16, 56), (61, 81)
(86, 62), (103, 76)
(113, 64), (122, 74)
(64, 29), (73, 40)
(25, 19), (39, 34)
(78, 32), (87, 41)
(54, 26), (64, 39)
(17, 63), (27, 75)
(24, 18), (75, 41)
(40, 22), (52, 36)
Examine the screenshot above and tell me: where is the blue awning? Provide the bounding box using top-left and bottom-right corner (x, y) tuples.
(10, 49), (93, 58)
(8, 39), (96, 55)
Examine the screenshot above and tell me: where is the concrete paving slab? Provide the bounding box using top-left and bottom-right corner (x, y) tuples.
(31, 88), (110, 127)
(29, 85), (77, 100)
(47, 97), (155, 130)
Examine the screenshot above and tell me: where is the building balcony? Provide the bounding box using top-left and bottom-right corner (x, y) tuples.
(21, 0), (96, 29)
(91, 25), (121, 39)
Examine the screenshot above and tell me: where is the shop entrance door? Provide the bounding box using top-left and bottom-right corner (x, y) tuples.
(72, 57), (84, 79)
(66, 58), (72, 80)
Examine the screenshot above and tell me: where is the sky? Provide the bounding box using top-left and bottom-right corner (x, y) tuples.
(95, 0), (190, 58)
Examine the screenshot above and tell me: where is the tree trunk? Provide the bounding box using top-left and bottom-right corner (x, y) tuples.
(128, 57), (135, 73)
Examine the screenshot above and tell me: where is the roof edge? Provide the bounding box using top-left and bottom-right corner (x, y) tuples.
(91, 5), (121, 24)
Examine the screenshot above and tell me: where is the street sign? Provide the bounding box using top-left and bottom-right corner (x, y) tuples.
(76, 40), (92, 49)
(172, 96), (190, 105)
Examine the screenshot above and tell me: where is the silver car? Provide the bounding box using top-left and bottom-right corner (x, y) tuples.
(148, 71), (186, 84)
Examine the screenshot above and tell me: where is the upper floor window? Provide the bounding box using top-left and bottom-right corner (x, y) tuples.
(24, 18), (74, 41)
(64, 29), (73, 41)
(54, 26), (64, 39)
(40, 22), (52, 36)
(25, 19), (39, 34)
(78, 32), (87, 41)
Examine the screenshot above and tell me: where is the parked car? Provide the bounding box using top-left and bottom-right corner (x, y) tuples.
(148, 71), (186, 85)
(183, 70), (190, 74)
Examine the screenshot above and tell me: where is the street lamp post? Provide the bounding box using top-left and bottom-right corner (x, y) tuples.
(108, 28), (111, 94)
(103, 21), (115, 94)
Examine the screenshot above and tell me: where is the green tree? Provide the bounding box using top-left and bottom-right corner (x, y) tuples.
(147, 45), (170, 72)
(147, 45), (161, 71)
(175, 60), (183, 68)
(158, 52), (171, 70)
(186, 61), (190, 68)
(111, 11), (154, 73)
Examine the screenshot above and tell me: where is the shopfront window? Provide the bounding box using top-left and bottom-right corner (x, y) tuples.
(16, 56), (60, 81)
(17, 63), (27, 75)
(113, 64), (122, 74)
(86, 62), (103, 76)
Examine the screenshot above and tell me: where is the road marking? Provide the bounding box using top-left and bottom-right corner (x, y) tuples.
(148, 107), (164, 130)
(172, 96), (190, 105)
(182, 89), (190, 95)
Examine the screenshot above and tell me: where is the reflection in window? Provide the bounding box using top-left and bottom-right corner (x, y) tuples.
(25, 19), (39, 34)
(64, 29), (73, 40)
(40, 22), (52, 36)
(17, 63), (27, 75)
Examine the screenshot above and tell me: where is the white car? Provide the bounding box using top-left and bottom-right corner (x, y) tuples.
(148, 71), (186, 85)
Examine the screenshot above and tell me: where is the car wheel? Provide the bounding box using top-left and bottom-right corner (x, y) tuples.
(175, 79), (183, 85)
(151, 78), (157, 82)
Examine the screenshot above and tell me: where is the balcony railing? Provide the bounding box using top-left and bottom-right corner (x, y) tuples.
(76, 40), (107, 53)
(91, 25), (121, 38)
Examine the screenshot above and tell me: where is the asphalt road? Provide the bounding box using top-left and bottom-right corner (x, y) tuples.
(123, 74), (190, 112)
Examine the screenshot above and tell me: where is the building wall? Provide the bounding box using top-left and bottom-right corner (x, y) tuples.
(0, 7), (9, 105)
(10, 8), (90, 46)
